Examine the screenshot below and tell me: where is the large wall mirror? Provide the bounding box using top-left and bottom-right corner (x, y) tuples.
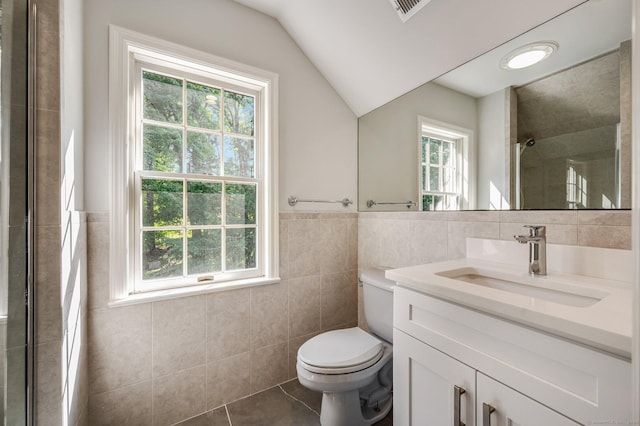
(359, 0), (631, 211)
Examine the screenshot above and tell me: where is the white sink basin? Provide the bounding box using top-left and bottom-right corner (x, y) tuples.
(385, 243), (633, 357)
(436, 266), (610, 307)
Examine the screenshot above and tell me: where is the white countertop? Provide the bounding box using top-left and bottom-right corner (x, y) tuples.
(386, 257), (632, 358)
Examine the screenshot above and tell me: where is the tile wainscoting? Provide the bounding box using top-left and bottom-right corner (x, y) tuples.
(86, 212), (358, 425)
(86, 209), (629, 424)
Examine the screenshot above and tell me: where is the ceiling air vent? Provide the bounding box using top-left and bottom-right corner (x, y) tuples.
(389, 0), (432, 22)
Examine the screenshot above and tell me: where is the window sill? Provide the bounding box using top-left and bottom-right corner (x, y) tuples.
(108, 276), (281, 307)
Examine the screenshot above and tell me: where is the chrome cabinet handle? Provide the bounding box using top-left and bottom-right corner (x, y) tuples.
(453, 385), (466, 426)
(482, 403), (496, 426)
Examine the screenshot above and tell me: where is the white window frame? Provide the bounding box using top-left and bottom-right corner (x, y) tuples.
(418, 117), (474, 211)
(109, 26), (279, 304)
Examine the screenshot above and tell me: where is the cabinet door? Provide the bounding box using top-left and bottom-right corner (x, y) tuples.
(476, 373), (580, 426)
(394, 329), (475, 426)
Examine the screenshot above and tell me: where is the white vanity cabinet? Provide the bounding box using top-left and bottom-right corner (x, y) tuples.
(476, 373), (579, 426)
(394, 330), (476, 425)
(393, 286), (631, 426)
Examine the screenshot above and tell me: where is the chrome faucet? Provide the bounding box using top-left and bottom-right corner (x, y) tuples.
(514, 225), (547, 276)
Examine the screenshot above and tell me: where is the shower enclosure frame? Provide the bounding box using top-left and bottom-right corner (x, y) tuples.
(26, 0), (36, 423)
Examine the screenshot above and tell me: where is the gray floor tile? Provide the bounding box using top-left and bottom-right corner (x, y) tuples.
(174, 380), (392, 426)
(280, 378), (392, 425)
(173, 407), (230, 426)
(227, 387), (320, 426)
(280, 379), (322, 414)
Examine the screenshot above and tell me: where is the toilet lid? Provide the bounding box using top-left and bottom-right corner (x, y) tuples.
(298, 327), (383, 373)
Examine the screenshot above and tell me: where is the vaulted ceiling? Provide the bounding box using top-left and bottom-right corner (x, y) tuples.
(232, 0), (586, 116)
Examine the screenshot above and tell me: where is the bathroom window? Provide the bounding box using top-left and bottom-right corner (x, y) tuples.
(110, 27), (279, 300)
(419, 118), (472, 211)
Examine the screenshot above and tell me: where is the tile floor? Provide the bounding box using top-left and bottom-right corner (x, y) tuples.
(174, 379), (393, 426)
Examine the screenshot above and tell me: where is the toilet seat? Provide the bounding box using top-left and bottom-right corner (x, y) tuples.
(298, 327), (384, 374)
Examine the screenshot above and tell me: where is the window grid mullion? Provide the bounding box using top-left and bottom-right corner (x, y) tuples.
(427, 138), (432, 192)
(141, 118), (184, 131)
(224, 131), (256, 141)
(187, 225), (226, 230)
(181, 80), (189, 279)
(225, 224), (257, 229)
(138, 170), (258, 185)
(424, 138), (428, 192)
(442, 141), (447, 193)
(140, 224), (233, 231)
(438, 141), (444, 193)
(141, 117), (235, 135)
(221, 181), (227, 274)
(429, 138), (437, 192)
(433, 140), (439, 192)
(422, 165), (427, 192)
(449, 141), (455, 192)
(422, 138), (427, 192)
(436, 138), (442, 192)
(220, 90), (226, 177)
(220, 90), (226, 274)
(182, 77), (188, 174)
(182, 179), (188, 278)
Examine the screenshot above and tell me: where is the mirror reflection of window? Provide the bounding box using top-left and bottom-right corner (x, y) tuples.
(566, 160), (588, 209)
(422, 135), (457, 211)
(419, 118), (472, 211)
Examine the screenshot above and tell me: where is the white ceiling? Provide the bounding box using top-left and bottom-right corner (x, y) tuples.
(435, 0), (631, 98)
(232, 0), (586, 116)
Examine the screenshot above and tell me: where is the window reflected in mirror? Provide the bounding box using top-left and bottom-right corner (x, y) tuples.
(419, 118), (472, 211)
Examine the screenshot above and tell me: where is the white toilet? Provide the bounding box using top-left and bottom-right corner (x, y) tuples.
(296, 268), (394, 426)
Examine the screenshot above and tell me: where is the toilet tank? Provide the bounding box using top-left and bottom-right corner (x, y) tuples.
(360, 268), (395, 343)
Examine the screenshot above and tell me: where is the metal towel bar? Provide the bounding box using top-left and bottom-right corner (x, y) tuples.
(288, 196), (353, 208)
(366, 200), (416, 209)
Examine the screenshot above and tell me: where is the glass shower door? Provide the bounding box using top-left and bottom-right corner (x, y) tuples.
(1, 0), (34, 424)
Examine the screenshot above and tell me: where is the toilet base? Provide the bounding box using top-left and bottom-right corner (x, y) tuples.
(319, 390), (393, 426)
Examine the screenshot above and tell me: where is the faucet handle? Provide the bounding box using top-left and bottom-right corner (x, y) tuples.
(523, 225), (545, 237)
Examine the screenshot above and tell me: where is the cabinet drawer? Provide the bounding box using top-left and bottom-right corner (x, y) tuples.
(477, 373), (580, 426)
(394, 286), (631, 424)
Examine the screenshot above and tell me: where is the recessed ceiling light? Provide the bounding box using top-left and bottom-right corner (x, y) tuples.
(500, 41), (559, 70)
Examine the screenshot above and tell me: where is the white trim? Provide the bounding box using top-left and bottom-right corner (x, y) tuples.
(108, 276), (280, 308)
(417, 116), (476, 210)
(109, 25), (279, 302)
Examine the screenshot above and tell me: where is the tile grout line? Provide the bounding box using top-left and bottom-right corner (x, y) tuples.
(278, 384), (321, 417)
(225, 404), (233, 426)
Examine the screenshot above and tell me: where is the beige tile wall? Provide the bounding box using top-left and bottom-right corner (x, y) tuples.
(86, 212), (358, 425)
(33, 0), (90, 425)
(357, 210), (632, 327)
(87, 208), (630, 423)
